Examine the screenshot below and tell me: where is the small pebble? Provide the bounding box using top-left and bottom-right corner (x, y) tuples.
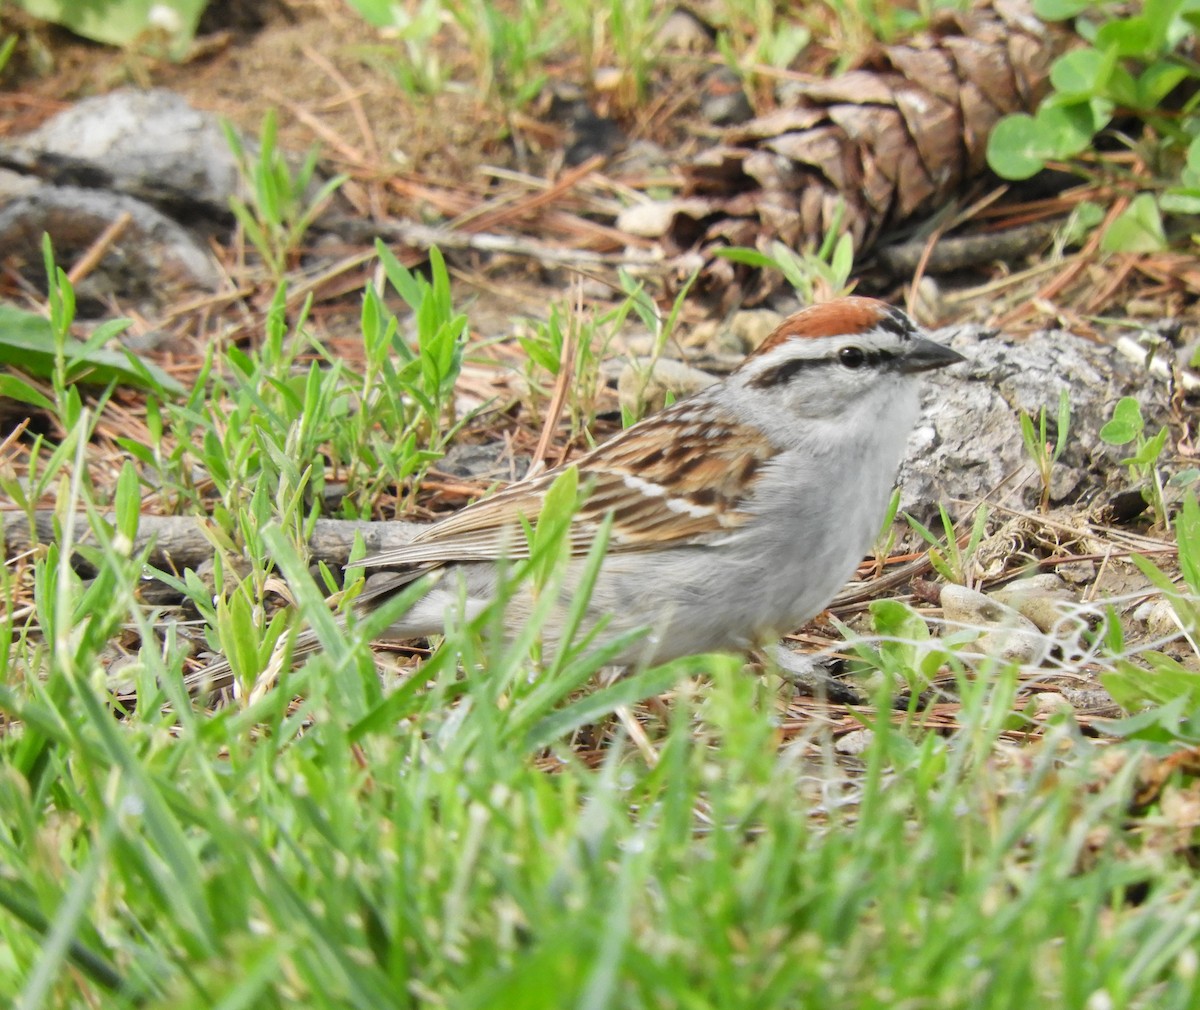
(941, 583), (1045, 665)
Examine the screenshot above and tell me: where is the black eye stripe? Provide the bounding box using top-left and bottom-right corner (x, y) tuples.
(747, 358), (813, 387)
(748, 348), (897, 387)
(843, 348), (893, 368)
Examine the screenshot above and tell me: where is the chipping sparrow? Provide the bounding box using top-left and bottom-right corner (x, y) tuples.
(192, 297), (963, 691)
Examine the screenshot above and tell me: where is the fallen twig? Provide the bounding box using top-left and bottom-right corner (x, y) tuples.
(3, 510), (423, 572)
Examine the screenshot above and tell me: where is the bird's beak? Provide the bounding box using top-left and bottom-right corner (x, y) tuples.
(901, 337), (966, 373)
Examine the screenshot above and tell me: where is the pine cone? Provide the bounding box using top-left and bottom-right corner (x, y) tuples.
(633, 0), (1074, 304)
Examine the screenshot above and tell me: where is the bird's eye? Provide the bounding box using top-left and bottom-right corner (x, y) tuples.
(839, 346), (866, 368)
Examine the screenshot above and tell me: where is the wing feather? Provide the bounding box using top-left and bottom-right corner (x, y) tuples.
(359, 399), (779, 571)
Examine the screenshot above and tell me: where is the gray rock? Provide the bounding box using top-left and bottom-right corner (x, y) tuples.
(0, 185), (220, 311)
(9, 88), (239, 217)
(898, 323), (1168, 519)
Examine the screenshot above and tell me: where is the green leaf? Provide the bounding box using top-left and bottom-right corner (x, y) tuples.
(1122, 425), (1169, 467)
(1135, 61), (1189, 107)
(1099, 396), (1144, 444)
(517, 336), (561, 374)
(1035, 99), (1112, 157)
(1053, 388), (1071, 462)
(855, 599), (940, 691)
(1061, 200), (1106, 246)
(902, 511), (940, 549)
(1181, 134), (1200, 190)
(374, 238), (426, 312)
(986, 114), (1055, 180)
(875, 487), (901, 540)
(1094, 692), (1199, 742)
(526, 661), (682, 751)
(1129, 552), (1177, 602)
(1049, 47), (1110, 97)
(1019, 410), (1042, 463)
(0, 373), (53, 411)
(870, 598), (929, 643)
(1168, 468), (1200, 489)
(114, 437), (156, 468)
(926, 549), (957, 584)
(11, 0), (206, 54)
(1160, 190), (1200, 215)
(830, 232), (855, 288)
(713, 247), (782, 270)
(618, 271), (658, 333)
(765, 240), (809, 291)
(1170, 495), (1200, 605)
(1101, 194), (1168, 253)
(1033, 0), (1093, 18)
(529, 465), (579, 587)
(0, 304), (184, 395)
(0, 35), (16, 76)
(114, 461), (142, 546)
(1189, 131), (1200, 170)
(765, 23), (810, 68)
(1096, 15), (1161, 58)
(1102, 653), (1200, 711)
(345, 0), (407, 28)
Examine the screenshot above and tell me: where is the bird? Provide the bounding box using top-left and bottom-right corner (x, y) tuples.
(188, 296), (963, 694)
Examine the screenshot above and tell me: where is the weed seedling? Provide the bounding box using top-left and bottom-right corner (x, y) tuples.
(223, 109), (348, 282)
(617, 267), (697, 425)
(1019, 389), (1071, 512)
(1099, 395), (1170, 527)
(906, 504), (990, 587)
(1101, 494), (1200, 735)
(716, 203), (856, 305)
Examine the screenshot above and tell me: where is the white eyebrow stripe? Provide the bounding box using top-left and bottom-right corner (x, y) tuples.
(618, 472), (717, 518)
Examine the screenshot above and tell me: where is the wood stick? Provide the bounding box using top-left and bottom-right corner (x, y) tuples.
(3, 511), (424, 572)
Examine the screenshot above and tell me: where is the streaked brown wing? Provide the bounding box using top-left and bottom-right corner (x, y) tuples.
(358, 400), (778, 570)
(359, 468), (564, 568)
(579, 404), (776, 549)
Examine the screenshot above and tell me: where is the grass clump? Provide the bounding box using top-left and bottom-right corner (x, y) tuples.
(4, 621), (1200, 1007)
